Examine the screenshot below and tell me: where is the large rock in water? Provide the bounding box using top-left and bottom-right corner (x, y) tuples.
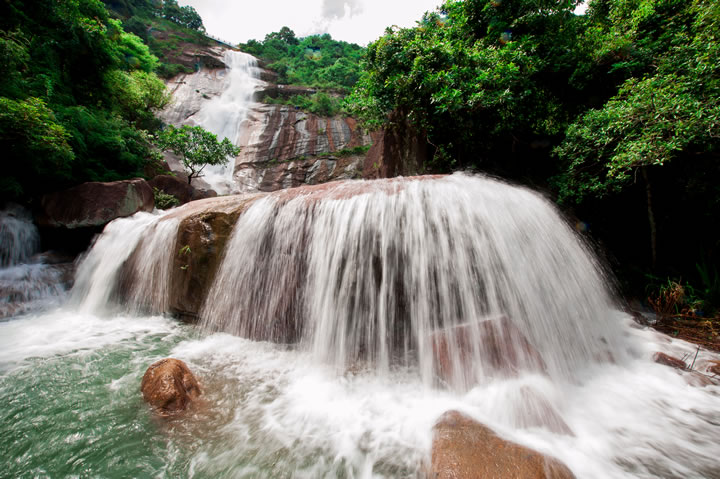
(140, 358), (201, 415)
(430, 411), (575, 479)
(38, 179), (154, 229)
(164, 195), (262, 318)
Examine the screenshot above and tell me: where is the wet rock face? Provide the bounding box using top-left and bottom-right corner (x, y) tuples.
(430, 411), (575, 479)
(653, 352), (687, 369)
(163, 195), (262, 319)
(234, 105), (371, 192)
(140, 358), (201, 415)
(431, 316), (547, 390)
(363, 111), (432, 180)
(148, 175), (217, 206)
(37, 179), (154, 229)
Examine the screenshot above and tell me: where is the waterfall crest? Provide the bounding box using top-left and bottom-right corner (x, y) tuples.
(200, 174), (626, 388)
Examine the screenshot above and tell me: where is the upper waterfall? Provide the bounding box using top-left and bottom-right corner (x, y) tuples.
(162, 50), (263, 194)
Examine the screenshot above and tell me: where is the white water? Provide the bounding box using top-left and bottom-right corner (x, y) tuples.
(202, 175), (627, 389)
(0, 204), (40, 267)
(1, 175), (719, 478)
(0, 205), (71, 317)
(177, 51), (262, 194)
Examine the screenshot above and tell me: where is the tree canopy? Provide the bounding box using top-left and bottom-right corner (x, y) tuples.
(156, 125), (241, 184)
(0, 0), (171, 199)
(240, 28), (365, 92)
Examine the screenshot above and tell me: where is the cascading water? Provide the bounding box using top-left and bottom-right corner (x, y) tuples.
(0, 174), (718, 478)
(201, 175), (626, 388)
(165, 51), (262, 194)
(0, 204), (40, 267)
(0, 205), (71, 317)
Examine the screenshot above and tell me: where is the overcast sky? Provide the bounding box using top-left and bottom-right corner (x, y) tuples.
(179, 0), (443, 46)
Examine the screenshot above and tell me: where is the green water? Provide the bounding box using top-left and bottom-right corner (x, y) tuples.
(0, 317), (190, 478)
(0, 312), (428, 478)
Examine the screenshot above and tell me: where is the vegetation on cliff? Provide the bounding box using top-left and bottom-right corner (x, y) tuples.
(348, 0), (720, 313)
(0, 0), (170, 200)
(240, 27), (364, 93)
(102, 0), (213, 78)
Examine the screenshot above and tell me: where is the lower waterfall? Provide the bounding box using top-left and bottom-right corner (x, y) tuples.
(0, 174), (718, 478)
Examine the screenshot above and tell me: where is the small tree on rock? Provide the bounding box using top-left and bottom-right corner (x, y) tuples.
(156, 125), (241, 184)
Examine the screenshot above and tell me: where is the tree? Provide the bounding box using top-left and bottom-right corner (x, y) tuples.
(156, 125), (241, 184)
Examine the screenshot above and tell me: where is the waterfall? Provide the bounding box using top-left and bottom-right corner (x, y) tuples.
(0, 205), (40, 268)
(200, 174), (626, 388)
(70, 212), (178, 315)
(166, 51), (262, 194)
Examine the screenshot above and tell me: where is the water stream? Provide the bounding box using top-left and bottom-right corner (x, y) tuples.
(0, 175), (718, 478)
(163, 51), (262, 194)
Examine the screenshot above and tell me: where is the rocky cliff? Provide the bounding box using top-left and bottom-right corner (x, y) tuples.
(161, 48), (373, 193)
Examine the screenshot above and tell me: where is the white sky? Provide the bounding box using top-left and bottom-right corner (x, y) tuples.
(179, 0), (443, 46)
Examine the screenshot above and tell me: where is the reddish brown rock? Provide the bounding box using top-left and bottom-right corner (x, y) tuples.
(149, 175), (217, 206)
(38, 179), (154, 229)
(431, 316), (546, 390)
(512, 386), (573, 436)
(430, 411), (575, 479)
(707, 360), (720, 376)
(141, 358), (201, 415)
(164, 195), (262, 319)
(653, 352), (687, 369)
(363, 110), (432, 179)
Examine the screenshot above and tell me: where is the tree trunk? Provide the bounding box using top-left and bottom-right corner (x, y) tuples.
(641, 166), (657, 268)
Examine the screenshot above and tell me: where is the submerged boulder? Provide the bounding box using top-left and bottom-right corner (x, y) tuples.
(431, 316), (546, 390)
(140, 358), (201, 415)
(653, 352), (687, 369)
(38, 179), (154, 229)
(430, 410), (575, 479)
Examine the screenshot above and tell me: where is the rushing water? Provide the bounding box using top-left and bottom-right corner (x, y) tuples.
(164, 51), (262, 194)
(1, 175), (719, 478)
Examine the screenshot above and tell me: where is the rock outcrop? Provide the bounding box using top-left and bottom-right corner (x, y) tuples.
(37, 179), (154, 229)
(141, 358), (201, 416)
(149, 175), (217, 206)
(163, 194), (262, 318)
(431, 316), (546, 390)
(363, 111), (432, 179)
(430, 411), (575, 479)
(161, 54), (372, 194)
(150, 31), (227, 71)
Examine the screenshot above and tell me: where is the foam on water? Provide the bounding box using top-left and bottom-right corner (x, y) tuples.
(0, 175), (718, 478)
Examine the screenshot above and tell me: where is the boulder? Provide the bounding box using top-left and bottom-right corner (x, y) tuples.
(431, 316), (546, 390)
(430, 411), (575, 479)
(149, 175), (217, 206)
(707, 360), (720, 376)
(164, 195), (262, 319)
(653, 352), (686, 369)
(140, 358), (201, 415)
(38, 179), (154, 229)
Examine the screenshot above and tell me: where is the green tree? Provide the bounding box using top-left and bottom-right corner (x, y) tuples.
(156, 125), (241, 184)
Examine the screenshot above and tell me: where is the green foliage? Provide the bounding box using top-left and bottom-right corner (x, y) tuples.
(347, 0), (587, 171)
(263, 92), (343, 117)
(240, 28), (364, 92)
(160, 0), (204, 32)
(153, 187), (180, 209)
(0, 0), (170, 200)
(156, 125), (241, 184)
(555, 0), (720, 203)
(0, 97), (74, 197)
